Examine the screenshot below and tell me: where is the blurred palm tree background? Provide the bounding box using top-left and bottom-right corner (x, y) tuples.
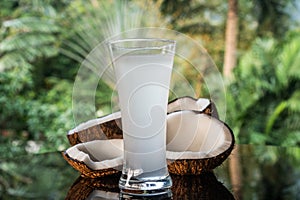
(1, 0), (300, 199)
(0, 0), (300, 155)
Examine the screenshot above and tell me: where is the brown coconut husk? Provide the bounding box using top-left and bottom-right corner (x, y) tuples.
(62, 151), (121, 178)
(62, 139), (123, 178)
(67, 112), (122, 146)
(167, 139), (234, 175)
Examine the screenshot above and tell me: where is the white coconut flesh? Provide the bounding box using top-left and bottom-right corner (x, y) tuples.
(67, 97), (210, 137)
(65, 139), (123, 170)
(65, 101), (231, 171)
(67, 111), (121, 135)
(166, 110), (232, 160)
(167, 97), (210, 113)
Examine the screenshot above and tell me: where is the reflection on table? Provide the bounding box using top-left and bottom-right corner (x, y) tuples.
(0, 144), (299, 200)
(65, 171), (234, 200)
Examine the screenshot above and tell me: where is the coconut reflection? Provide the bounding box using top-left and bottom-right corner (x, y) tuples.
(65, 172), (234, 200)
(171, 172), (234, 200)
(65, 173), (121, 200)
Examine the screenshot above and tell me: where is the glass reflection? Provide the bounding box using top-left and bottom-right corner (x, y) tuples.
(65, 172), (234, 200)
(0, 145), (299, 199)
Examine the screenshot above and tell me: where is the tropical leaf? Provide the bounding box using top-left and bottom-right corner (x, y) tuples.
(0, 16), (60, 74)
(0, 52), (30, 70)
(287, 90), (300, 112)
(0, 33), (57, 52)
(61, 0), (145, 62)
(281, 131), (300, 147)
(265, 101), (287, 135)
(227, 31), (300, 147)
(278, 35), (300, 85)
(2, 17), (60, 33)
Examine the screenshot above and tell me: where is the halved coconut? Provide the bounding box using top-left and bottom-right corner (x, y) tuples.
(67, 112), (122, 146)
(63, 96), (232, 177)
(67, 97), (217, 146)
(166, 110), (234, 175)
(168, 96), (219, 118)
(62, 139), (123, 178)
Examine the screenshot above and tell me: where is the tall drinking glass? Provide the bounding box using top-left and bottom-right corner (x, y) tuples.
(108, 38), (175, 196)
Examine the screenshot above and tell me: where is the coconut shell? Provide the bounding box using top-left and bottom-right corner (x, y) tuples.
(167, 141), (234, 175)
(166, 111), (235, 175)
(67, 112), (122, 146)
(167, 96), (219, 118)
(203, 100), (219, 119)
(62, 151), (121, 178)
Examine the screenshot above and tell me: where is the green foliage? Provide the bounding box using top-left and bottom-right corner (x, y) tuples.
(159, 0), (226, 68)
(0, 0), (76, 154)
(226, 32), (300, 146)
(0, 0), (299, 159)
(0, 153), (77, 199)
(252, 0), (296, 37)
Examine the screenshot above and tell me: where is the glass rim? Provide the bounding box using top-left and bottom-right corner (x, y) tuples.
(108, 38), (176, 50)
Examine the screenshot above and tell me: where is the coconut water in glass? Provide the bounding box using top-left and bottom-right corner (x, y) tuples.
(108, 38), (175, 196)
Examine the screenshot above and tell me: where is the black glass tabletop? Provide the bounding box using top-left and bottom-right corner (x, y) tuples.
(0, 144), (299, 200)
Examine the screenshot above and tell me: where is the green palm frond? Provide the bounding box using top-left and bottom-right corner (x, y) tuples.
(278, 35), (300, 85)
(60, 0), (148, 90)
(285, 39), (300, 80)
(2, 17), (60, 33)
(0, 52), (29, 70)
(227, 31), (300, 146)
(1, 33), (57, 52)
(61, 0), (144, 60)
(0, 16), (60, 72)
(287, 90), (300, 113)
(280, 131), (300, 147)
(265, 101), (287, 135)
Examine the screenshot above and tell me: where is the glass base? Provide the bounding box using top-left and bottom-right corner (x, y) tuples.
(119, 172), (172, 196)
(120, 189), (172, 199)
